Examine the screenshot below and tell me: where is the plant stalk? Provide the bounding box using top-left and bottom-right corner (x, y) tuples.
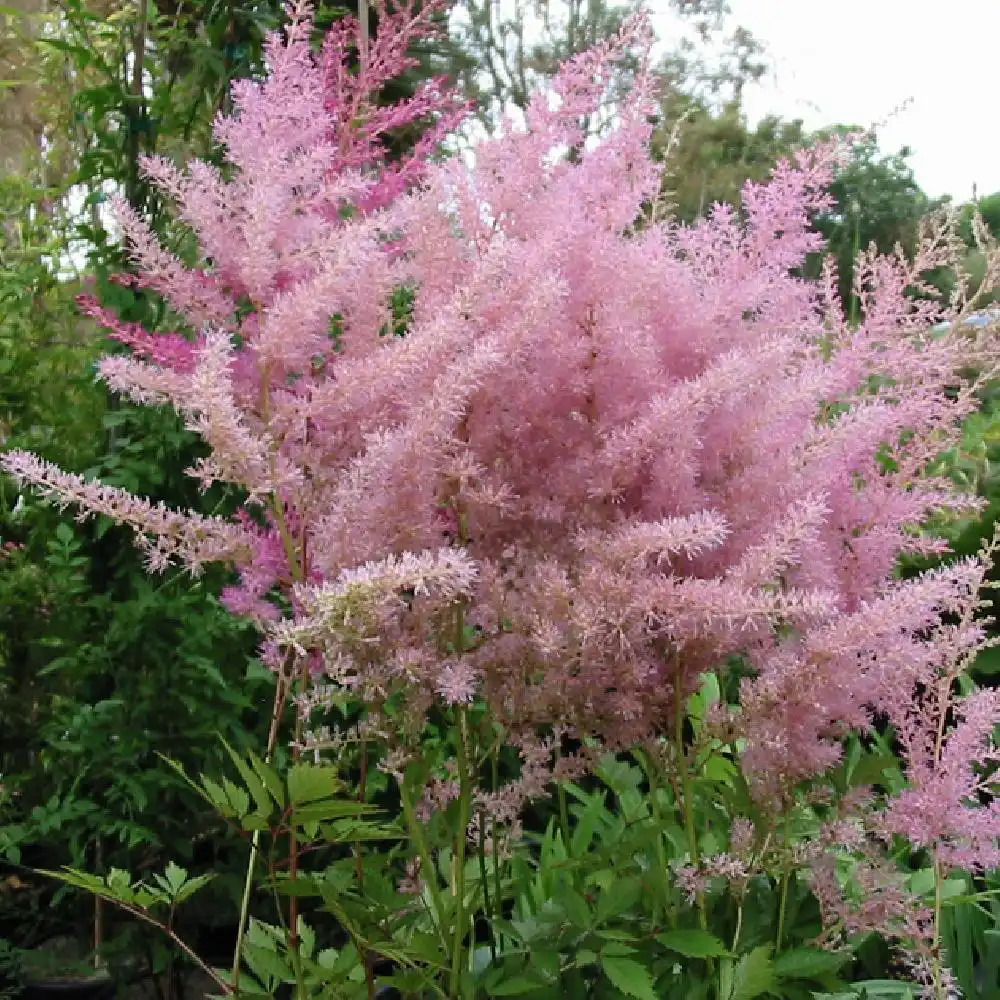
(775, 870), (789, 952)
(639, 747), (674, 928)
(673, 659), (705, 927)
(232, 649), (294, 990)
(449, 704), (474, 998)
(400, 779), (450, 949)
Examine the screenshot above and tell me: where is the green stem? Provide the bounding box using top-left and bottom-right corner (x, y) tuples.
(931, 849), (944, 1000)
(557, 782), (571, 853)
(553, 716), (570, 853)
(232, 654), (291, 990)
(674, 672), (704, 927)
(639, 748), (675, 928)
(233, 373), (304, 994)
(400, 779), (449, 950)
(286, 923), (306, 1000)
(356, 741), (376, 1000)
(491, 753), (503, 938)
(449, 706), (474, 998)
(99, 895), (229, 993)
(731, 903), (744, 954)
(775, 871), (789, 952)
(477, 808), (496, 963)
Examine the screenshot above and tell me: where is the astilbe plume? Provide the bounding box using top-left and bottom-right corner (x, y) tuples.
(7, 0), (1000, 959)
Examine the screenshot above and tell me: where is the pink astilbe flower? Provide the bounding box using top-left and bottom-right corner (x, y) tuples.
(434, 657), (480, 705)
(6, 0), (1000, 937)
(1, 451), (252, 573)
(318, 1), (472, 216)
(876, 552), (1000, 874)
(77, 294), (200, 373)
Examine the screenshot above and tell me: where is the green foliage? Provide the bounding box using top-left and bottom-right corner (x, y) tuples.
(46, 671), (926, 1000)
(800, 129), (934, 320)
(937, 869), (1000, 1000)
(1, 0), (469, 974)
(0, 140), (265, 968)
(958, 191), (1000, 246)
(0, 294), (266, 876)
(653, 97), (808, 224)
(480, 740), (857, 1000)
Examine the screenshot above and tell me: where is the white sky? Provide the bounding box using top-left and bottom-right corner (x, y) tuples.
(647, 0), (1000, 202)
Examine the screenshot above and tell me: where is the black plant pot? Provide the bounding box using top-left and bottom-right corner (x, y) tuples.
(14, 937), (118, 1000)
(19, 970), (115, 1000)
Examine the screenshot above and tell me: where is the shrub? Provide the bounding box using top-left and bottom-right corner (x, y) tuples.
(5, 1), (1000, 997)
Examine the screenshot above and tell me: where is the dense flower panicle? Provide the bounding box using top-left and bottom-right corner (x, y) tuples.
(77, 294), (201, 373)
(318, 0), (472, 215)
(578, 510), (732, 568)
(6, 0), (1000, 929)
(111, 199), (237, 329)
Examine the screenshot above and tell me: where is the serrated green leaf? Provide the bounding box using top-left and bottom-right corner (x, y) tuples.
(658, 929), (731, 959)
(200, 776), (235, 816)
(107, 868), (133, 897)
(325, 942), (363, 979)
(489, 974), (549, 995)
(150, 873), (175, 896)
(596, 874), (643, 920)
(602, 941), (638, 957)
(248, 750), (285, 808)
(529, 949), (560, 982)
(156, 755), (209, 804)
(389, 931), (444, 968)
(728, 945), (775, 1000)
(174, 873), (215, 904)
(601, 956), (658, 1000)
(594, 928), (639, 942)
(42, 867), (108, 898)
(774, 946), (848, 981)
(242, 942), (292, 986)
(221, 739), (274, 817)
(319, 819), (399, 843)
(163, 861), (188, 893)
(587, 869), (616, 891)
(569, 801), (602, 855)
(292, 799), (378, 825)
(554, 886), (592, 930)
(222, 777), (250, 816)
(241, 813), (272, 832)
(132, 888), (159, 907)
(316, 948), (340, 970)
(296, 917), (315, 959)
(245, 919), (283, 949)
(847, 752), (899, 788)
(287, 762), (344, 805)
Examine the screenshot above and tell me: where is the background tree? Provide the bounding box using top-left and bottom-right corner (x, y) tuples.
(652, 98), (806, 222)
(650, 102), (936, 326)
(807, 127), (935, 320)
(446, 0), (765, 139)
(968, 190), (1000, 241)
(447, 0), (645, 137)
(657, 0), (766, 107)
(949, 189), (1000, 309)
